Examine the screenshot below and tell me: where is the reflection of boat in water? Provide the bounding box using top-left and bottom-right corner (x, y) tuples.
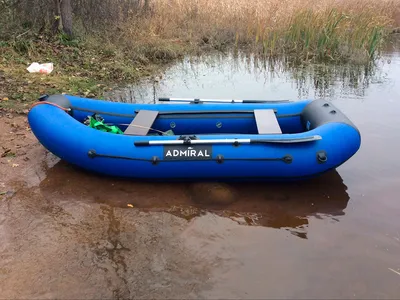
(188, 169), (349, 238)
(40, 160), (349, 238)
(29, 94), (361, 181)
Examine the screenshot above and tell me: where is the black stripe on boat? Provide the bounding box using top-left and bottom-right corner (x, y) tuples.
(87, 149), (292, 164)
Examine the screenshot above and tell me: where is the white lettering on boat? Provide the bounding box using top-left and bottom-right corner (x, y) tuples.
(163, 145), (213, 160)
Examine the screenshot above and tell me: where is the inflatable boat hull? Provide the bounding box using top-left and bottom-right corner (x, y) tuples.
(28, 95), (361, 181)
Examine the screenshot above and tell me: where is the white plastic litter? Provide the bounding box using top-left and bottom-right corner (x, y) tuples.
(27, 62), (54, 74)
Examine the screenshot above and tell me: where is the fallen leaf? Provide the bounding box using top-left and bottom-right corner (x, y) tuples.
(0, 191), (6, 195)
(12, 163), (19, 167)
(1, 149), (15, 158)
(1, 148), (11, 157)
(2, 97), (9, 101)
(127, 204), (134, 208)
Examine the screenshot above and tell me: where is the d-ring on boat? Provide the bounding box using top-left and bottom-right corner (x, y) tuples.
(28, 94), (361, 181)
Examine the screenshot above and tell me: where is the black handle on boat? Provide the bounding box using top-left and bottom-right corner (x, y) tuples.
(158, 98), (291, 103)
(133, 135), (322, 146)
(134, 141), (151, 146)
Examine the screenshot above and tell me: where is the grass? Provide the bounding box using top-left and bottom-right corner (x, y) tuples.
(0, 35), (181, 111)
(0, 0), (399, 111)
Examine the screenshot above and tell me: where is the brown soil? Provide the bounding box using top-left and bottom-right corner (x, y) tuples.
(0, 111), (45, 188)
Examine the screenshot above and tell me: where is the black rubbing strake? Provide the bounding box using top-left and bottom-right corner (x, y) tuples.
(85, 150), (292, 164)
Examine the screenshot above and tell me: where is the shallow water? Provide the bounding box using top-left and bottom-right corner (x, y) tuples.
(101, 50), (400, 297)
(2, 49), (400, 298)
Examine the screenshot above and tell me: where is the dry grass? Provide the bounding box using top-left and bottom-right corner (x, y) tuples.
(117, 0), (399, 63)
(1, 0), (399, 63)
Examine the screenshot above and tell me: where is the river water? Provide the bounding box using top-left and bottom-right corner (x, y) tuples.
(107, 49), (400, 297)
(2, 48), (400, 298)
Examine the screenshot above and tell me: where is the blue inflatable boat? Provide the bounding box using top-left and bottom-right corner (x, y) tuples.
(28, 94), (361, 181)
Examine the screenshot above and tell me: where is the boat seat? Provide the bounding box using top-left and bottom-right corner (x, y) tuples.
(254, 109), (282, 134)
(124, 110), (159, 135)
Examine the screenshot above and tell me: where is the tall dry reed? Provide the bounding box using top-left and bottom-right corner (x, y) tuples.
(119, 0), (399, 63)
(1, 0), (398, 63)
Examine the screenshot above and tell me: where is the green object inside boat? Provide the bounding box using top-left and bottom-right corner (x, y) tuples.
(84, 114), (124, 134)
(84, 113), (175, 136)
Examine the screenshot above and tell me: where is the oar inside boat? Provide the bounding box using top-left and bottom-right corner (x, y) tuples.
(158, 97), (290, 103)
(133, 135), (322, 146)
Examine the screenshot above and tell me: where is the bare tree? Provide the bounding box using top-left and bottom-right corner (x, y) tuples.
(60, 0), (73, 37)
(1, 0), (152, 38)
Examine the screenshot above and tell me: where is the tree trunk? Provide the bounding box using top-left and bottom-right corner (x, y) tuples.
(60, 0), (73, 37)
(51, 0), (61, 34)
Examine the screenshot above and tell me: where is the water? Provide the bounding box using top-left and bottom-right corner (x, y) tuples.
(107, 52), (388, 103)
(2, 49), (400, 298)
(106, 50), (400, 297)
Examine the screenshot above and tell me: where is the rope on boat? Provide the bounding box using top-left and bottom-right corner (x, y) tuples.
(30, 101), (71, 112)
(105, 123), (169, 136)
(29, 101), (171, 136)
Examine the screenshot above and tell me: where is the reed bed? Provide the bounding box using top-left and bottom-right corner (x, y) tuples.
(1, 0), (399, 66)
(119, 0), (399, 63)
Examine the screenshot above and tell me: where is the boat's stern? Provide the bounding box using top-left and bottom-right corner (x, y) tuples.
(300, 99), (361, 169)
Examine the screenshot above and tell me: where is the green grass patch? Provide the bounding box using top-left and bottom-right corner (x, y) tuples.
(0, 36), (177, 112)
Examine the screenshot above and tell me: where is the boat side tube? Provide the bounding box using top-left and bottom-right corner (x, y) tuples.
(28, 95), (361, 181)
